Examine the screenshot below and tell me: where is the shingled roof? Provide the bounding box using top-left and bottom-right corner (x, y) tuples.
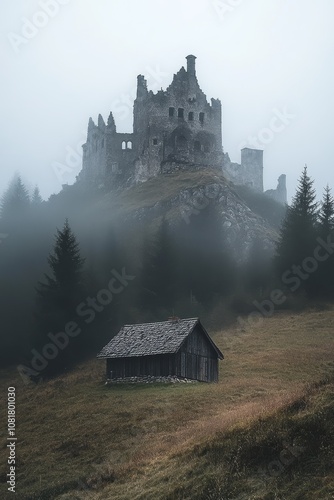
(97, 318), (223, 359)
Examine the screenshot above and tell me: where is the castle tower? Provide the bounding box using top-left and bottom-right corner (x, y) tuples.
(107, 111), (116, 133)
(277, 174), (287, 204)
(241, 148), (263, 191)
(186, 54), (196, 77)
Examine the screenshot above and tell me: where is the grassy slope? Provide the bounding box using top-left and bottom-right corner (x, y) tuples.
(1, 308), (334, 499)
(99, 169), (230, 214)
(90, 169), (279, 235)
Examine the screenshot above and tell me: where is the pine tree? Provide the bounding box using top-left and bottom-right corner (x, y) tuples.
(316, 185), (334, 296)
(38, 219), (85, 308)
(276, 166), (318, 294)
(33, 219), (86, 375)
(31, 186), (43, 205)
(319, 185), (334, 238)
(0, 175), (30, 226)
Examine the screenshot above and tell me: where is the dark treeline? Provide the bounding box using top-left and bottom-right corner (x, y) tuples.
(0, 167), (333, 380)
(275, 167), (334, 299)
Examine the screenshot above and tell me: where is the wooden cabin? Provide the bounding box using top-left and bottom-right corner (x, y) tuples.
(97, 318), (223, 382)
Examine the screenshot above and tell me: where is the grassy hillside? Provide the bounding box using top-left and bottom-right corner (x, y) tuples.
(1, 307), (334, 499)
(67, 168), (280, 238)
(98, 168), (233, 215)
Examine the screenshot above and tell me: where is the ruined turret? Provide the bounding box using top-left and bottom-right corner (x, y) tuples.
(107, 111), (116, 133)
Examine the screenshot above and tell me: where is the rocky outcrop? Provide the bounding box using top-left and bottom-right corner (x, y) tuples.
(98, 167), (279, 262)
(178, 182), (277, 260)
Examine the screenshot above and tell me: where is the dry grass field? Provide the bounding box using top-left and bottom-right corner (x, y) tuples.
(1, 307), (334, 499)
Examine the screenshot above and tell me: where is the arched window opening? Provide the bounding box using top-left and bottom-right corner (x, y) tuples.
(127, 141), (132, 150)
(188, 112), (194, 121)
(153, 138), (158, 145)
(199, 112), (205, 123)
(121, 141), (126, 150)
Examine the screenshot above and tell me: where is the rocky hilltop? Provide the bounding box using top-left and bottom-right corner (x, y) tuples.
(68, 167), (283, 262)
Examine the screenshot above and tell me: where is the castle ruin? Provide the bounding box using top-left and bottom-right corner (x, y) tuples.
(78, 55), (287, 204)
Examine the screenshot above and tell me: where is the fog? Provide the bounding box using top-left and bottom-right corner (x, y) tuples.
(1, 0), (334, 201)
(2, 5), (334, 495)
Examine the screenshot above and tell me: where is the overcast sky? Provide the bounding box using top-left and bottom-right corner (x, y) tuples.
(1, 0), (334, 201)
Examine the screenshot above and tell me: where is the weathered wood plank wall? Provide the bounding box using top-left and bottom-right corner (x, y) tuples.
(106, 324), (219, 382)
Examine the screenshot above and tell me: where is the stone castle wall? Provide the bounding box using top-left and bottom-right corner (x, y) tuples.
(77, 55), (286, 204)
(223, 148), (263, 192)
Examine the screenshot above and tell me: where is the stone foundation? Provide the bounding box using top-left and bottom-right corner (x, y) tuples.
(105, 375), (199, 385)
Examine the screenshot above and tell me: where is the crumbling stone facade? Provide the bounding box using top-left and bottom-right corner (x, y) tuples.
(264, 174), (287, 205)
(77, 55), (286, 204)
(223, 148), (264, 192)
